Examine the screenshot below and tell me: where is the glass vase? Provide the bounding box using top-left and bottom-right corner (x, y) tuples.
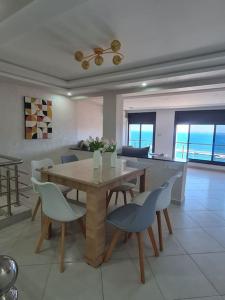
(93, 150), (102, 168)
(110, 151), (117, 167)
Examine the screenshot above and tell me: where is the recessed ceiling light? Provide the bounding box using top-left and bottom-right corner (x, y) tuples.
(141, 82), (147, 87)
(67, 92), (72, 96)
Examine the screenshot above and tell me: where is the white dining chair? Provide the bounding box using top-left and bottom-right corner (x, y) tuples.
(31, 159), (72, 221)
(31, 177), (86, 272)
(155, 172), (182, 251)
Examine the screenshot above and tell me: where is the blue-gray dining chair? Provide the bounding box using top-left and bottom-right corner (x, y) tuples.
(104, 187), (165, 284)
(133, 172), (182, 251)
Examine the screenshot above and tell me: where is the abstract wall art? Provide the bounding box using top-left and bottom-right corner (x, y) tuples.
(24, 96), (52, 139)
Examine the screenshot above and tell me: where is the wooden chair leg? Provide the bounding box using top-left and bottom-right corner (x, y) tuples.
(156, 211), (163, 251)
(163, 208), (173, 234)
(106, 191), (113, 208)
(35, 216), (51, 253)
(129, 189), (134, 200)
(104, 229), (122, 262)
(60, 223), (66, 273)
(41, 209), (52, 240)
(123, 191), (127, 205)
(77, 218), (86, 238)
(147, 226), (159, 257)
(115, 191), (119, 205)
(136, 232), (145, 284)
(31, 197), (41, 221)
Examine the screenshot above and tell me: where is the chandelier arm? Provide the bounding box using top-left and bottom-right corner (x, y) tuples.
(102, 47), (112, 53)
(83, 53), (96, 60)
(86, 55), (96, 63)
(102, 51), (124, 58)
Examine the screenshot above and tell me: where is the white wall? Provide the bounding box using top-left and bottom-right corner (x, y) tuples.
(0, 81), (77, 173)
(76, 99), (103, 141)
(155, 110), (175, 158)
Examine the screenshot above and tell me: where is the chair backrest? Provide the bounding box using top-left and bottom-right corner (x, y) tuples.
(131, 187), (165, 232)
(156, 172), (182, 210)
(31, 177), (76, 221)
(31, 159), (54, 193)
(31, 158), (54, 181)
(61, 154), (79, 164)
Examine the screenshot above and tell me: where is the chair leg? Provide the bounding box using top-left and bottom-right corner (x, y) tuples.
(156, 211), (163, 251)
(76, 190), (79, 201)
(104, 229), (122, 262)
(115, 191), (119, 205)
(147, 226), (159, 257)
(129, 189), (134, 200)
(106, 191), (113, 208)
(60, 223), (66, 273)
(123, 191), (127, 205)
(163, 208), (173, 234)
(35, 216), (51, 253)
(31, 197), (41, 221)
(77, 217), (86, 238)
(136, 232), (145, 284)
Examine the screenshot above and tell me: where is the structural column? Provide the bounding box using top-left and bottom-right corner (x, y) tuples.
(102, 92), (124, 150)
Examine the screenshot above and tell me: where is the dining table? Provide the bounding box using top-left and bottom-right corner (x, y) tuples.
(41, 158), (150, 268)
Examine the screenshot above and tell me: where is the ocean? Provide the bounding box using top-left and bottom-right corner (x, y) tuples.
(129, 129), (225, 162)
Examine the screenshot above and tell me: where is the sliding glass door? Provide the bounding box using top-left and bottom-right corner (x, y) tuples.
(214, 125), (225, 163)
(188, 125), (214, 161)
(174, 123), (225, 164)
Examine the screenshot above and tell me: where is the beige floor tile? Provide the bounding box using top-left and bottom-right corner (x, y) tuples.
(102, 259), (164, 300)
(148, 255), (218, 300)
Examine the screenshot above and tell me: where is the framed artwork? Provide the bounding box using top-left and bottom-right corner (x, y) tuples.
(24, 96), (52, 139)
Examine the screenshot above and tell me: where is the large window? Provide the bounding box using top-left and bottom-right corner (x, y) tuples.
(174, 110), (225, 164)
(128, 112), (156, 152)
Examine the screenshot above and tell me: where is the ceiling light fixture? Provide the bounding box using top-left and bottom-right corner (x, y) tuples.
(74, 40), (124, 70)
(67, 92), (72, 96)
(141, 82), (147, 87)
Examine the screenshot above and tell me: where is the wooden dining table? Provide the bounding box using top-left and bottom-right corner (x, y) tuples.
(41, 158), (150, 268)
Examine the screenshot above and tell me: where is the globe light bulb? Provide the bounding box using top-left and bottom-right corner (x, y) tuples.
(81, 60), (90, 70)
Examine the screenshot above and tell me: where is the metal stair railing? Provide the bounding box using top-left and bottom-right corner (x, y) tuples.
(0, 154), (29, 217)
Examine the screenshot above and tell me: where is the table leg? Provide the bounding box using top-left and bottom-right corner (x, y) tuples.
(140, 170), (147, 193)
(139, 169), (150, 193)
(85, 188), (107, 267)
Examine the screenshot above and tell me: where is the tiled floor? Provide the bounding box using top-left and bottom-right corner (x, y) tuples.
(2, 167), (225, 299)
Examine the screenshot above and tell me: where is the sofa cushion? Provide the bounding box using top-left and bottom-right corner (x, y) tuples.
(121, 146), (149, 158)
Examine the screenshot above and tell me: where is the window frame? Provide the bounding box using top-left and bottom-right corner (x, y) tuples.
(173, 123), (225, 166)
(127, 122), (156, 152)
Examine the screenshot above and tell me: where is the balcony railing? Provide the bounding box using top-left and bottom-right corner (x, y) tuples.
(175, 142), (225, 161)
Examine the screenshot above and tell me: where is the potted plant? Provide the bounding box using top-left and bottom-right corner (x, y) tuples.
(103, 140), (117, 167)
(85, 137), (105, 168)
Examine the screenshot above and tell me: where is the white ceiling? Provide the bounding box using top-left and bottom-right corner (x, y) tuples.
(1, 0), (225, 92)
(0, 0), (34, 22)
(123, 89), (225, 110)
